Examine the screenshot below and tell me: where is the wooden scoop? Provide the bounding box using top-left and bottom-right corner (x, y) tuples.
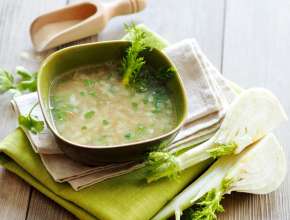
(30, 0), (147, 52)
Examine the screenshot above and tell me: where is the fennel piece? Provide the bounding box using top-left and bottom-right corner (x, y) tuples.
(121, 23), (147, 86)
(18, 102), (44, 134)
(152, 134), (287, 220)
(0, 66), (37, 95)
(146, 88), (287, 182)
(0, 68), (15, 93)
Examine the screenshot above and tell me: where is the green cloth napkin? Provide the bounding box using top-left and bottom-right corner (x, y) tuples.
(0, 26), (212, 220)
(0, 129), (210, 220)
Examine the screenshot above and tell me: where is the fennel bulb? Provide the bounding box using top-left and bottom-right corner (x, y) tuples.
(152, 134), (287, 220)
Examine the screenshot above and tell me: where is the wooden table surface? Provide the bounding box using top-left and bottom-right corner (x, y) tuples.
(0, 0), (289, 219)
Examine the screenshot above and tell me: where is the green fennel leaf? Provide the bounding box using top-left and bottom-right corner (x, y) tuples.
(96, 135), (108, 145)
(83, 79), (95, 87)
(130, 66), (175, 93)
(131, 102), (139, 110)
(16, 66), (33, 80)
(0, 68), (15, 93)
(124, 132), (133, 140)
(152, 87), (170, 113)
(84, 111), (95, 119)
(51, 95), (75, 121)
(207, 142), (237, 159)
(122, 23), (147, 86)
(102, 119), (109, 125)
(0, 66), (37, 95)
(191, 189), (224, 220)
(154, 66), (175, 81)
(88, 91), (97, 97)
(18, 103), (44, 134)
(146, 151), (180, 183)
(15, 66), (37, 92)
(136, 124), (146, 133)
(122, 24), (175, 90)
(184, 178), (233, 220)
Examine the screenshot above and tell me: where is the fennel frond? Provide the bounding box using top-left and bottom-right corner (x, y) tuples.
(122, 23), (147, 86)
(18, 102), (44, 134)
(0, 66), (37, 95)
(146, 151), (180, 183)
(186, 179), (232, 220)
(0, 68), (14, 93)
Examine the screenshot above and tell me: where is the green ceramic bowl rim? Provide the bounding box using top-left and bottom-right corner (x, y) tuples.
(38, 40), (188, 149)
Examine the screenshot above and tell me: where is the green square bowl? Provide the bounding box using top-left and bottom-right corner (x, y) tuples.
(38, 40), (188, 165)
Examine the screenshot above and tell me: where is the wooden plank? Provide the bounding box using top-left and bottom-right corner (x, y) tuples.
(221, 0), (290, 219)
(26, 190), (77, 220)
(0, 1), (66, 220)
(0, 169), (31, 220)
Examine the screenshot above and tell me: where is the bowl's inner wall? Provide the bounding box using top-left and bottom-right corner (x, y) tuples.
(142, 50), (186, 122)
(38, 41), (187, 137)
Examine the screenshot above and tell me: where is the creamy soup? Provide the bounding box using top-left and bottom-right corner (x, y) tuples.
(49, 62), (176, 146)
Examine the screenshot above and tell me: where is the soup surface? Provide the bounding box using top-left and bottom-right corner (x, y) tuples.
(49, 62), (176, 146)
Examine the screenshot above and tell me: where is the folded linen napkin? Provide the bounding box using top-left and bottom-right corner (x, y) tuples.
(163, 39), (235, 142)
(10, 25), (236, 191)
(11, 92), (61, 154)
(0, 25), (238, 220)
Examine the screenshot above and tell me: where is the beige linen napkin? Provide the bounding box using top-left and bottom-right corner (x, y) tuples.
(164, 39), (235, 143)
(11, 92), (62, 154)
(11, 39), (236, 190)
(39, 154), (142, 182)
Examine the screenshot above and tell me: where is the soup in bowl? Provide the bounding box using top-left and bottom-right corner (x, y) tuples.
(38, 41), (187, 164)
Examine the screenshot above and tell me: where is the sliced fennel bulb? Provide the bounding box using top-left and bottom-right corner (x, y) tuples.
(152, 134), (287, 220)
(146, 88), (287, 182)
